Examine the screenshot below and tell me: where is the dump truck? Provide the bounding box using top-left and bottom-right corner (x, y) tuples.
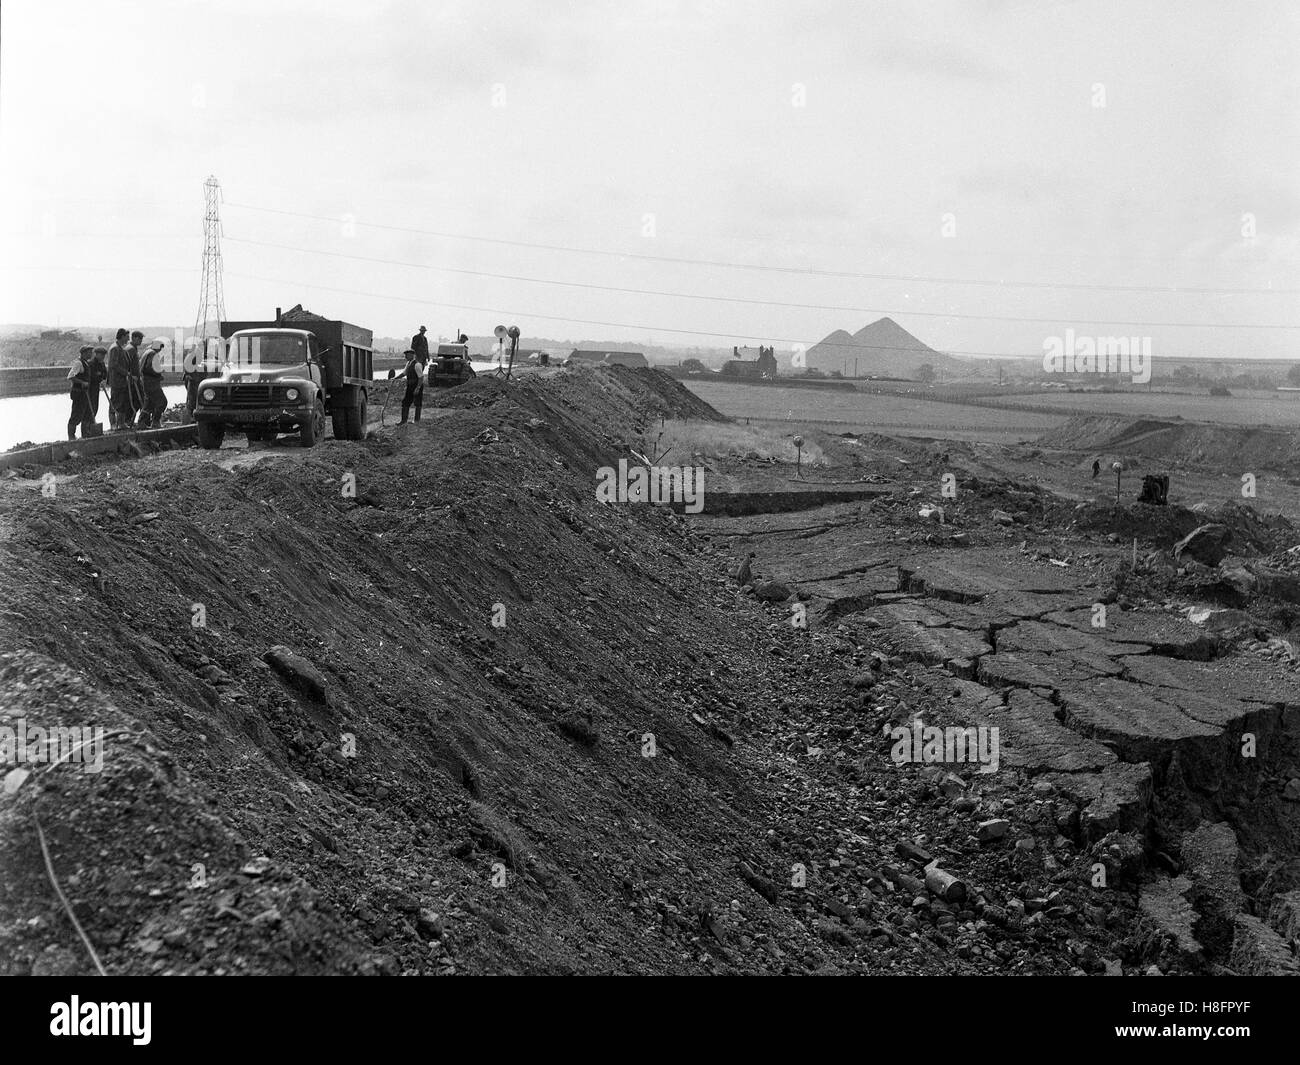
(194, 308), (373, 448)
(428, 340), (477, 389)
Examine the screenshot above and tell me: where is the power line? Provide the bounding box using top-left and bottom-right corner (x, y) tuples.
(224, 201), (1298, 298)
(222, 269), (1223, 359)
(224, 235), (1300, 331)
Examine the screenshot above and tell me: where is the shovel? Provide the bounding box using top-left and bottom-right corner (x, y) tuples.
(83, 382), (110, 437)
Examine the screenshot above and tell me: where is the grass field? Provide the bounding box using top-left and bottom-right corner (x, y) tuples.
(684, 378), (1300, 440)
(983, 388), (1300, 428)
(683, 379), (1066, 442)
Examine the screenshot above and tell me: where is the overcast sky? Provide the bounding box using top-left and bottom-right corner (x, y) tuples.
(1, 0), (1297, 358)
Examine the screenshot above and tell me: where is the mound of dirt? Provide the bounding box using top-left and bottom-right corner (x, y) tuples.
(4, 366), (996, 976)
(1040, 415), (1300, 472)
(1067, 499), (1294, 554)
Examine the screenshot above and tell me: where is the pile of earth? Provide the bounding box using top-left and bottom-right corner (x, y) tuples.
(1039, 415), (1300, 472)
(1065, 499), (1294, 555)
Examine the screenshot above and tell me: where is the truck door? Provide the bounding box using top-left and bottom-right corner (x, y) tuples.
(307, 336), (323, 389)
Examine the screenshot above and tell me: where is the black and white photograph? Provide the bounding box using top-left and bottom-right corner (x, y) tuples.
(0, 0), (1296, 1031)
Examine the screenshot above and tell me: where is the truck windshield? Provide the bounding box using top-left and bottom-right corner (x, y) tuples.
(229, 334), (308, 367)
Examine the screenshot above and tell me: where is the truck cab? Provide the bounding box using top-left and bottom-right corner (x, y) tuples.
(194, 329), (328, 448)
(197, 310), (373, 448)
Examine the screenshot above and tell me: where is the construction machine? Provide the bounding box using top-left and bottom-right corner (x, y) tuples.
(428, 338), (477, 389)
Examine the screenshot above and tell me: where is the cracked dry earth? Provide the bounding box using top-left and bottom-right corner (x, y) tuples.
(1, 366), (1298, 975)
(706, 451), (1300, 975)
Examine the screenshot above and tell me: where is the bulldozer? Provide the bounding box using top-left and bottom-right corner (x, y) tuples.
(428, 336), (477, 389)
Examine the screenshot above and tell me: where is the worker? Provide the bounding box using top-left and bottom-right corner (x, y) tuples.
(105, 328), (132, 429)
(398, 349), (423, 423)
(137, 339), (168, 429)
(124, 330), (146, 427)
(411, 325), (430, 363)
(86, 346), (108, 423)
(1092, 459), (1101, 478)
(66, 345), (96, 439)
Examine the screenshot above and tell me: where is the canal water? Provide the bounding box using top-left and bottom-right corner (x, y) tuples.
(0, 362), (502, 452)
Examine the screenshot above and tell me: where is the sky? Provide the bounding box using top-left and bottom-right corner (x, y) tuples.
(1, 0), (1297, 359)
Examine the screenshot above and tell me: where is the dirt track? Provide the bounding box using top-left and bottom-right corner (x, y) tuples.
(2, 367), (1298, 975)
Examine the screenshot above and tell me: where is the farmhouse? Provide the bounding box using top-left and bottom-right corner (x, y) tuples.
(721, 345), (778, 379)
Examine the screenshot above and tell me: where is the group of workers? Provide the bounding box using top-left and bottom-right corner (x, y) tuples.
(394, 325), (471, 423)
(66, 328), (169, 439)
(394, 325), (430, 424)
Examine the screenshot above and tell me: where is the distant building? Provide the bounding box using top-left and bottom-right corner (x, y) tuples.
(721, 344), (778, 378)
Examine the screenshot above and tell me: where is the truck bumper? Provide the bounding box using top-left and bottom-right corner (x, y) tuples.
(194, 408), (310, 431)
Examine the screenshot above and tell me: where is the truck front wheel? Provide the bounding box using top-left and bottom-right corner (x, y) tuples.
(197, 422), (225, 450)
(301, 399), (325, 447)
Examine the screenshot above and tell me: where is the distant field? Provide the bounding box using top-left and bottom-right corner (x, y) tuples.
(683, 379), (1065, 442)
(982, 388), (1300, 428)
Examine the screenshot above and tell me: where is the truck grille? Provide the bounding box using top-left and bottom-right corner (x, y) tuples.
(209, 385), (293, 408)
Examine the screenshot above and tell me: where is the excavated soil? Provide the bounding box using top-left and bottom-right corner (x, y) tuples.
(2, 368), (1298, 975)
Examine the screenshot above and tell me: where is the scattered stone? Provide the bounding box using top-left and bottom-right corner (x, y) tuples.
(3, 767), (31, 796)
(1173, 523), (1230, 566)
(895, 841), (934, 866)
(416, 909), (445, 939)
(752, 580), (792, 603)
(976, 819), (1010, 843)
(925, 865), (967, 903)
(737, 861), (780, 904)
(263, 645), (329, 701)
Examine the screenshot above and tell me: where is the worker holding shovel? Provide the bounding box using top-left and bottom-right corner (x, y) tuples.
(65, 345), (95, 440)
(106, 328), (131, 429)
(87, 346), (108, 428)
(124, 330), (146, 428)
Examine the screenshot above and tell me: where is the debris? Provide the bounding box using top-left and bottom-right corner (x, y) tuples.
(924, 864), (967, 903)
(263, 645), (329, 701)
(1173, 523), (1230, 566)
(2, 768), (30, 796)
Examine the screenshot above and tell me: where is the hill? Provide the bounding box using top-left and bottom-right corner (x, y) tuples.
(806, 317), (960, 378)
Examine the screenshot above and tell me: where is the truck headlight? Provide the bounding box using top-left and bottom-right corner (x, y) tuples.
(201, 387), (216, 402)
(285, 387), (299, 402)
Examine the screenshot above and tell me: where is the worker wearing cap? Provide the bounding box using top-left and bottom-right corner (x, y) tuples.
(123, 330), (146, 427)
(86, 346), (108, 423)
(65, 345), (95, 439)
(398, 349), (424, 424)
(411, 325), (430, 363)
(106, 328), (132, 429)
(137, 338), (168, 429)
